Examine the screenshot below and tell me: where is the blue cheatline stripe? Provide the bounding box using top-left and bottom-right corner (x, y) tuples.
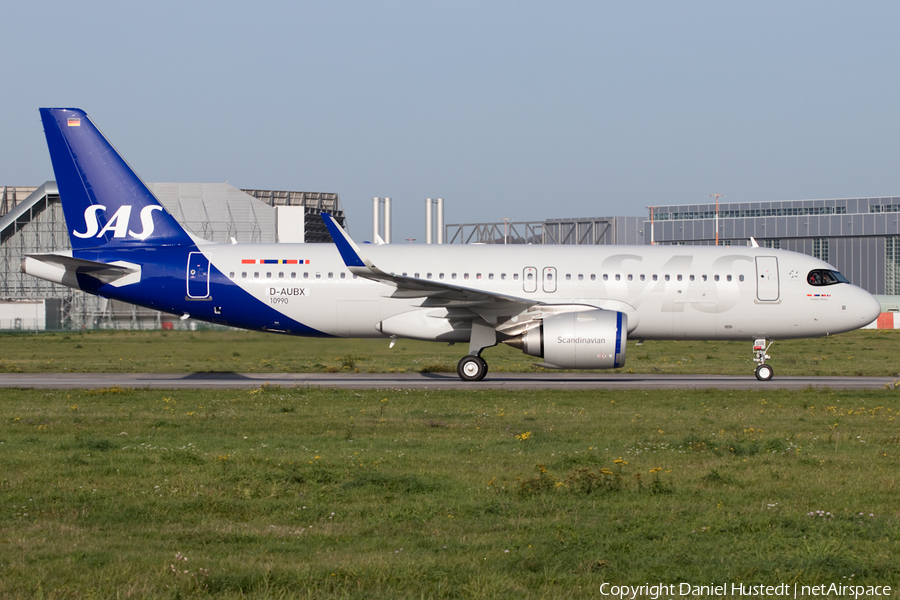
(615, 312), (623, 368)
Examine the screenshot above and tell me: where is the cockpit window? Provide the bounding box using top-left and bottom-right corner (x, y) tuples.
(807, 269), (849, 286)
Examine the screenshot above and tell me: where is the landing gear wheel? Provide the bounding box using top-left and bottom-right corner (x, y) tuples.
(457, 355), (488, 381)
(755, 364), (774, 381)
(752, 339), (774, 381)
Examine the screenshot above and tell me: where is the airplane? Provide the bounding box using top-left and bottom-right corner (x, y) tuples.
(22, 108), (882, 381)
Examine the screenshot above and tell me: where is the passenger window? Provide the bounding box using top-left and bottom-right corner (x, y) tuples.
(501, 273), (506, 280)
(652, 274), (658, 281)
(627, 274), (633, 281)
(603, 274), (608, 281)
(514, 273), (519, 280)
(415, 272), (420, 278)
(527, 273), (534, 281)
(677, 274), (682, 282)
(738, 274), (744, 282)
(266, 272), (272, 279)
(439, 273), (444, 280)
(278, 272), (284, 279)
(291, 272), (297, 279)
(578, 274), (584, 281)
(640, 274), (645, 281)
(714, 275), (720, 282)
(328, 272), (334, 279)
(665, 274), (670, 281)
(303, 272), (309, 279)
(316, 272), (321, 279)
(488, 273), (493, 280)
(451, 273), (457, 280)
(591, 274), (596, 281)
(427, 272), (433, 279)
(689, 275), (694, 281)
(229, 271), (235, 279)
(566, 274), (571, 281)
(727, 275), (732, 282)
(340, 272), (346, 279)
(254, 272), (259, 279)
(702, 275), (707, 282)
(241, 272), (247, 279)
(615, 274), (621, 281)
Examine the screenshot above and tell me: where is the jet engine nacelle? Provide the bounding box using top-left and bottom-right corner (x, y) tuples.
(505, 309), (627, 369)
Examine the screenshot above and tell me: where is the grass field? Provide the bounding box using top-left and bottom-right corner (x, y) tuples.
(0, 328), (899, 377)
(2, 385), (900, 598)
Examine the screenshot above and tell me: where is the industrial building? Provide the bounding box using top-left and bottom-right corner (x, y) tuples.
(648, 196), (900, 297)
(0, 183), (344, 330)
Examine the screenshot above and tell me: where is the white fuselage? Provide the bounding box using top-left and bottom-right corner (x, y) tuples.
(200, 242), (879, 341)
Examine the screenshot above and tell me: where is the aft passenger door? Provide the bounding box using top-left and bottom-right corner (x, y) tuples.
(187, 252), (211, 299)
(755, 256), (779, 301)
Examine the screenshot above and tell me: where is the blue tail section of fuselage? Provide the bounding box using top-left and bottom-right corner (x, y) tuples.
(40, 108), (194, 250)
(36, 108), (330, 338)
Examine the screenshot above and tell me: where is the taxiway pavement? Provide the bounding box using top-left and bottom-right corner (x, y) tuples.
(0, 372), (895, 390)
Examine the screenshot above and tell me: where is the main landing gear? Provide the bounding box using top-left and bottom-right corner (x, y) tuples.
(753, 338), (774, 381)
(456, 321), (497, 381)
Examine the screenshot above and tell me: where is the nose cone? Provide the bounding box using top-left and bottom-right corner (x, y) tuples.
(859, 289), (882, 327)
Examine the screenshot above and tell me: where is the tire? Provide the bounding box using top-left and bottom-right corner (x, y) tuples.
(755, 363), (774, 381)
(457, 355), (488, 381)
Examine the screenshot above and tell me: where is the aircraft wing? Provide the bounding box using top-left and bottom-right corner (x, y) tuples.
(322, 213), (537, 307)
(322, 213), (614, 340)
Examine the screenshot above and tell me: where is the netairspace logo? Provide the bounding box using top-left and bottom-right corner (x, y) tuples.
(598, 582), (892, 599)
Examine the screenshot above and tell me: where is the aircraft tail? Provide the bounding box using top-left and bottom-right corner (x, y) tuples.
(40, 108), (194, 250)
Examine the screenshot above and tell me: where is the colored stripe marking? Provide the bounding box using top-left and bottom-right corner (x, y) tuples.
(241, 259), (311, 265)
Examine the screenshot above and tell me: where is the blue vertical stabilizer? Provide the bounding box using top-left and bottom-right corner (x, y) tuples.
(40, 108), (194, 250)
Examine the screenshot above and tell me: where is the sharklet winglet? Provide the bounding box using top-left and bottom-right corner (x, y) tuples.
(322, 213), (377, 270)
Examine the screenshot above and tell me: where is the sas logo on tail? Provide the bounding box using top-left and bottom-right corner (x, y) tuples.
(73, 205), (163, 240)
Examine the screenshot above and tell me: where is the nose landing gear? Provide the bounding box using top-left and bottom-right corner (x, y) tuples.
(753, 338), (774, 381)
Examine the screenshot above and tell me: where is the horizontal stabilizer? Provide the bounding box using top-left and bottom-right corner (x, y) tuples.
(22, 252), (141, 288)
(24, 252), (135, 273)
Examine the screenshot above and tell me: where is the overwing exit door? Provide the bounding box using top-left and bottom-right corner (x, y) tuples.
(523, 267), (537, 293)
(542, 267), (557, 293)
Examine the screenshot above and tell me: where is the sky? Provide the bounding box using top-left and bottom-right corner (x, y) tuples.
(3, 1), (900, 242)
